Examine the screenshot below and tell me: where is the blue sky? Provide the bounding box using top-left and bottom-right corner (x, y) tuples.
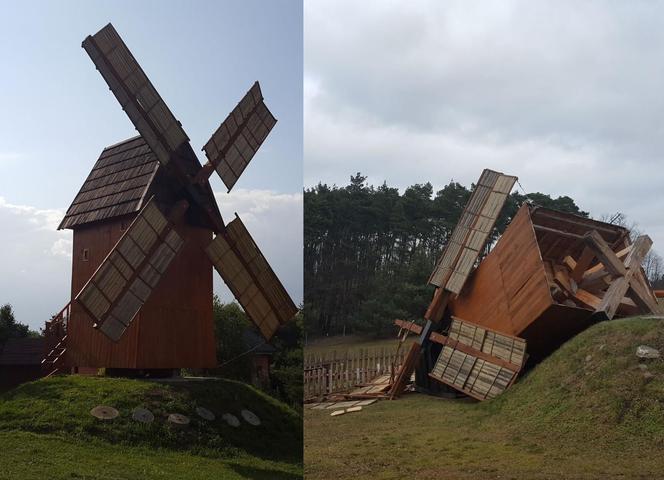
(0, 0), (303, 329)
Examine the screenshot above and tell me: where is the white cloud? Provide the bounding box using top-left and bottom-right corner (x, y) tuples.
(0, 198), (71, 330)
(305, 0), (664, 252)
(50, 238), (73, 258)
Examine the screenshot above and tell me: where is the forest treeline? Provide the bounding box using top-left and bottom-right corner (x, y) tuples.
(304, 173), (663, 339)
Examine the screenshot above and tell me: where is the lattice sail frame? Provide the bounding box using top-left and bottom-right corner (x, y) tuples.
(82, 23), (189, 168)
(206, 215), (298, 340)
(429, 169), (517, 294)
(430, 317), (526, 400)
(203, 82), (277, 192)
(76, 199), (184, 341)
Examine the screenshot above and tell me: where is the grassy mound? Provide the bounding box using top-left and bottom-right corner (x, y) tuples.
(305, 316), (664, 479)
(0, 375), (301, 462)
(484, 316), (664, 447)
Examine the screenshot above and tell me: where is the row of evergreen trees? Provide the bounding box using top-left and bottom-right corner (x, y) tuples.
(304, 173), (589, 338)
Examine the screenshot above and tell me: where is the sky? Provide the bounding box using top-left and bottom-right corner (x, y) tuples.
(305, 0), (664, 256)
(0, 0), (302, 330)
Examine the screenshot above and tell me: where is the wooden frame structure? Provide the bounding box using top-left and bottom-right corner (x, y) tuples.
(391, 168), (661, 401)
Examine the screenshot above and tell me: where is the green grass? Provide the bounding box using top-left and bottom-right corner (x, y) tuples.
(0, 376), (302, 479)
(305, 317), (664, 479)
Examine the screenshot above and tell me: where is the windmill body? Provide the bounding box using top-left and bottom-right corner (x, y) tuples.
(59, 136), (217, 369)
(42, 23), (297, 375)
(392, 168), (662, 400)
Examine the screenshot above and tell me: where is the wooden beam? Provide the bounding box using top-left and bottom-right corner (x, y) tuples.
(582, 244), (632, 278)
(533, 225), (584, 240)
(597, 235), (653, 319)
(553, 265), (577, 295)
(562, 255), (577, 272)
(534, 211), (623, 235)
(393, 319), (423, 336)
(424, 288), (451, 323)
(598, 276), (631, 319)
(570, 247), (595, 283)
(628, 274), (660, 313)
(583, 230), (627, 277)
(388, 342), (421, 400)
(573, 288), (601, 310)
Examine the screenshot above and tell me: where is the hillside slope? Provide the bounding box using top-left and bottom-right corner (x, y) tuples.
(0, 376), (302, 479)
(305, 316), (664, 479)
(486, 316), (664, 446)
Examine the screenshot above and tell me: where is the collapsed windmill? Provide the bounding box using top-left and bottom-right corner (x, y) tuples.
(390, 169), (662, 400)
(41, 24), (297, 375)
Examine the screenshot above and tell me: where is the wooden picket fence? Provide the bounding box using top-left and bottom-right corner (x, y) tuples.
(304, 347), (406, 399)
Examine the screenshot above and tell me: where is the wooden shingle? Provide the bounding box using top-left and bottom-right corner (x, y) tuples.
(58, 136), (159, 230)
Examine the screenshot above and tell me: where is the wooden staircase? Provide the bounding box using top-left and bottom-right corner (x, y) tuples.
(41, 302), (71, 377)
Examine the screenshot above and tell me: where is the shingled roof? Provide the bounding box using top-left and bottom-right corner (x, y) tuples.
(58, 136), (160, 229)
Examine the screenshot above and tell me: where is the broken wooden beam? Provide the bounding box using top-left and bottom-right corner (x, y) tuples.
(394, 319), (423, 335)
(582, 244), (632, 279)
(584, 230), (627, 277)
(388, 342), (421, 399)
(596, 235), (654, 319)
(570, 246), (595, 283)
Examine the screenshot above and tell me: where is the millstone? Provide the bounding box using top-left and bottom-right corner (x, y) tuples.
(132, 407), (154, 423)
(241, 409), (261, 426)
(90, 405), (119, 420)
(196, 406), (215, 421)
(167, 413), (190, 427)
(222, 413), (240, 427)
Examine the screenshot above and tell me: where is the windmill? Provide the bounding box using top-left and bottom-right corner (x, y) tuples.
(391, 168), (662, 400)
(42, 23), (297, 374)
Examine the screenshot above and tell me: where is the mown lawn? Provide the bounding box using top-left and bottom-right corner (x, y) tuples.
(0, 376), (302, 479)
(305, 317), (664, 479)
(0, 430), (299, 480)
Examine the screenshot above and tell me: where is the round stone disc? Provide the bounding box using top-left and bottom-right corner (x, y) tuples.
(241, 409), (261, 426)
(132, 407), (154, 423)
(90, 405), (119, 420)
(222, 413), (240, 427)
(196, 406), (215, 421)
(167, 413), (190, 427)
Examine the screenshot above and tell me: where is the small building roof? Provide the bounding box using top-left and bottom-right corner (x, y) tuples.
(243, 329), (278, 355)
(0, 337), (45, 366)
(58, 136), (159, 230)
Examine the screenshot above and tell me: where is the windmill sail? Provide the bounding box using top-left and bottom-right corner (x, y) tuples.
(206, 215), (297, 340)
(429, 169), (517, 294)
(82, 23), (189, 168)
(75, 199), (185, 341)
(203, 82), (277, 191)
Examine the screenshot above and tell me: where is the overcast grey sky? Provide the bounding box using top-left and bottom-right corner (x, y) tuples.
(0, 0), (302, 330)
(305, 0), (664, 255)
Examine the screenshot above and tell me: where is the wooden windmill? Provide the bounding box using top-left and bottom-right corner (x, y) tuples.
(44, 24), (297, 374)
(392, 169), (661, 400)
